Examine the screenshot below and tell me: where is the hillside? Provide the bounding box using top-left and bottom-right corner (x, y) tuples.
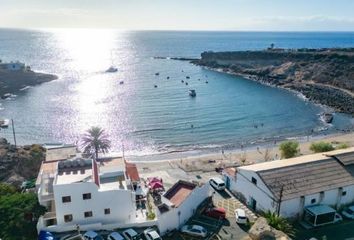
(194, 48), (354, 114)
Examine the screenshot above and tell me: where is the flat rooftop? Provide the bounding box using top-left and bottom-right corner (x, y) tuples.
(45, 145), (78, 162)
(164, 180), (196, 207)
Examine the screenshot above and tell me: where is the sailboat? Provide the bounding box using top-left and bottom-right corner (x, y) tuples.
(105, 51), (118, 73)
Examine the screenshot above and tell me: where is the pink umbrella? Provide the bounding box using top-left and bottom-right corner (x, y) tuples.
(150, 181), (164, 190)
(148, 177), (163, 184)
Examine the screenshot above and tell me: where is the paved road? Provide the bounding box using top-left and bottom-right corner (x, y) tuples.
(295, 220), (354, 240)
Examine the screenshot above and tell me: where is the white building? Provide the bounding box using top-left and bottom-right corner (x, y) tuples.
(225, 147), (354, 219)
(156, 180), (211, 234)
(0, 61), (26, 71)
(36, 152), (153, 233)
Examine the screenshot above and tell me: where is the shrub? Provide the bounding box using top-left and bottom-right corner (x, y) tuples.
(262, 211), (295, 237)
(279, 141), (299, 159)
(310, 142), (334, 153)
(336, 143), (349, 150)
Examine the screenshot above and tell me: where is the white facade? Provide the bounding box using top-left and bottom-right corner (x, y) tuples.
(0, 61), (25, 71)
(226, 148), (354, 219)
(36, 157), (144, 233)
(157, 182), (211, 234)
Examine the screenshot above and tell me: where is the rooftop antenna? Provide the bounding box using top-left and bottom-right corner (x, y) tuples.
(122, 141), (125, 162)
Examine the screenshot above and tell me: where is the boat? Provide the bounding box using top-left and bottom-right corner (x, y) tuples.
(205, 81), (209, 84)
(105, 51), (118, 73)
(119, 81), (124, 85)
(186, 76), (190, 79)
(167, 76), (170, 79)
(1, 93), (12, 99)
(320, 112), (334, 124)
(181, 80), (184, 83)
(0, 119), (9, 128)
(154, 85), (158, 88)
(155, 72), (160, 76)
(185, 82), (188, 85)
(105, 66), (118, 73)
(189, 89), (196, 97)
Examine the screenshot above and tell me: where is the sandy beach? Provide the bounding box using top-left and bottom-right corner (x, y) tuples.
(133, 132), (354, 178)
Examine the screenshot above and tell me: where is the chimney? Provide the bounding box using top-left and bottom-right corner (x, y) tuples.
(92, 158), (100, 187)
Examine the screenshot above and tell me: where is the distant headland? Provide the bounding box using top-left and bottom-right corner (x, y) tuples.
(190, 47), (354, 115)
(0, 60), (57, 98)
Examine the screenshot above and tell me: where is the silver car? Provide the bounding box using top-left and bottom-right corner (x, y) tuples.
(180, 225), (207, 238)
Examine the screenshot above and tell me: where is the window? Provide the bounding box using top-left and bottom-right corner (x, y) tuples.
(311, 198), (316, 204)
(62, 196), (71, 203)
(64, 214), (73, 222)
(342, 191), (347, 196)
(251, 177), (257, 185)
(84, 211), (93, 218)
(83, 193), (91, 200)
(104, 208), (111, 215)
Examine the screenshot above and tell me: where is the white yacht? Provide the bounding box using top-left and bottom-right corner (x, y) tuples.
(0, 119), (9, 128)
(189, 89), (196, 97)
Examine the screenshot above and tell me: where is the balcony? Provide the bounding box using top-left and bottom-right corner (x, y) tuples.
(42, 211), (56, 220)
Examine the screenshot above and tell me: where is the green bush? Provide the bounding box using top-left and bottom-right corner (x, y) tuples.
(336, 143), (349, 150)
(0, 183), (46, 240)
(279, 141), (299, 159)
(310, 142), (334, 153)
(262, 211), (295, 237)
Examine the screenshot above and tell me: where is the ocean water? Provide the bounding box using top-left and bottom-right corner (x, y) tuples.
(0, 29), (353, 159)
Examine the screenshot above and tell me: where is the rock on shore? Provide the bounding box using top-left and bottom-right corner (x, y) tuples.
(193, 48), (354, 115)
(0, 138), (45, 186)
(0, 68), (57, 96)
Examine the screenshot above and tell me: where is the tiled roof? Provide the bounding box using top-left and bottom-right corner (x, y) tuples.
(164, 180), (196, 207)
(125, 162), (140, 182)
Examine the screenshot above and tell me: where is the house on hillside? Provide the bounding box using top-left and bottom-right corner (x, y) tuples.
(156, 180), (211, 234)
(224, 147), (354, 219)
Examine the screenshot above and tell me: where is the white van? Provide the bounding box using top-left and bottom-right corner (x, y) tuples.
(209, 177), (226, 190)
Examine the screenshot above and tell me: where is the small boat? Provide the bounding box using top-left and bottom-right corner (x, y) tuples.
(205, 81), (209, 84)
(181, 80), (184, 83)
(189, 90), (196, 97)
(105, 66), (118, 73)
(185, 82), (188, 85)
(155, 72), (160, 76)
(167, 76), (170, 79)
(0, 119), (9, 128)
(320, 112), (334, 124)
(154, 85), (158, 88)
(186, 76), (190, 79)
(119, 81), (124, 85)
(1, 93), (11, 99)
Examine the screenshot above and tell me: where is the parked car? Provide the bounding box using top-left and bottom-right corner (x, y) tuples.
(334, 213), (343, 223)
(122, 229), (141, 240)
(107, 232), (125, 240)
(235, 208), (248, 224)
(342, 205), (354, 219)
(180, 225), (207, 238)
(83, 231), (104, 240)
(143, 228), (162, 240)
(209, 177), (226, 191)
(204, 207), (226, 219)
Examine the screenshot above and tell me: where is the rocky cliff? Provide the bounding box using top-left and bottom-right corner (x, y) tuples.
(194, 48), (354, 114)
(0, 138), (45, 186)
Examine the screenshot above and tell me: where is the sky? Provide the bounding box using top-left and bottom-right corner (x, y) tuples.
(0, 0), (354, 31)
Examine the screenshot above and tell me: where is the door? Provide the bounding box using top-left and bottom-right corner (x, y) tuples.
(250, 197), (257, 211)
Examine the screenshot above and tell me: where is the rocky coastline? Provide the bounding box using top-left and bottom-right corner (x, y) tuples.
(192, 48), (354, 115)
(0, 68), (57, 97)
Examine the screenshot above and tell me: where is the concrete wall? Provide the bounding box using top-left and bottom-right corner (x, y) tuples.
(52, 182), (136, 229)
(231, 168), (354, 218)
(157, 183), (211, 234)
(233, 169), (277, 213)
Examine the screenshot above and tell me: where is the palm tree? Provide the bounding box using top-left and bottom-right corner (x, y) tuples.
(81, 126), (111, 160)
(262, 210), (295, 237)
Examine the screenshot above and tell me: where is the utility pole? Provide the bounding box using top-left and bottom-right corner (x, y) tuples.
(277, 185), (284, 216)
(11, 119), (16, 148)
